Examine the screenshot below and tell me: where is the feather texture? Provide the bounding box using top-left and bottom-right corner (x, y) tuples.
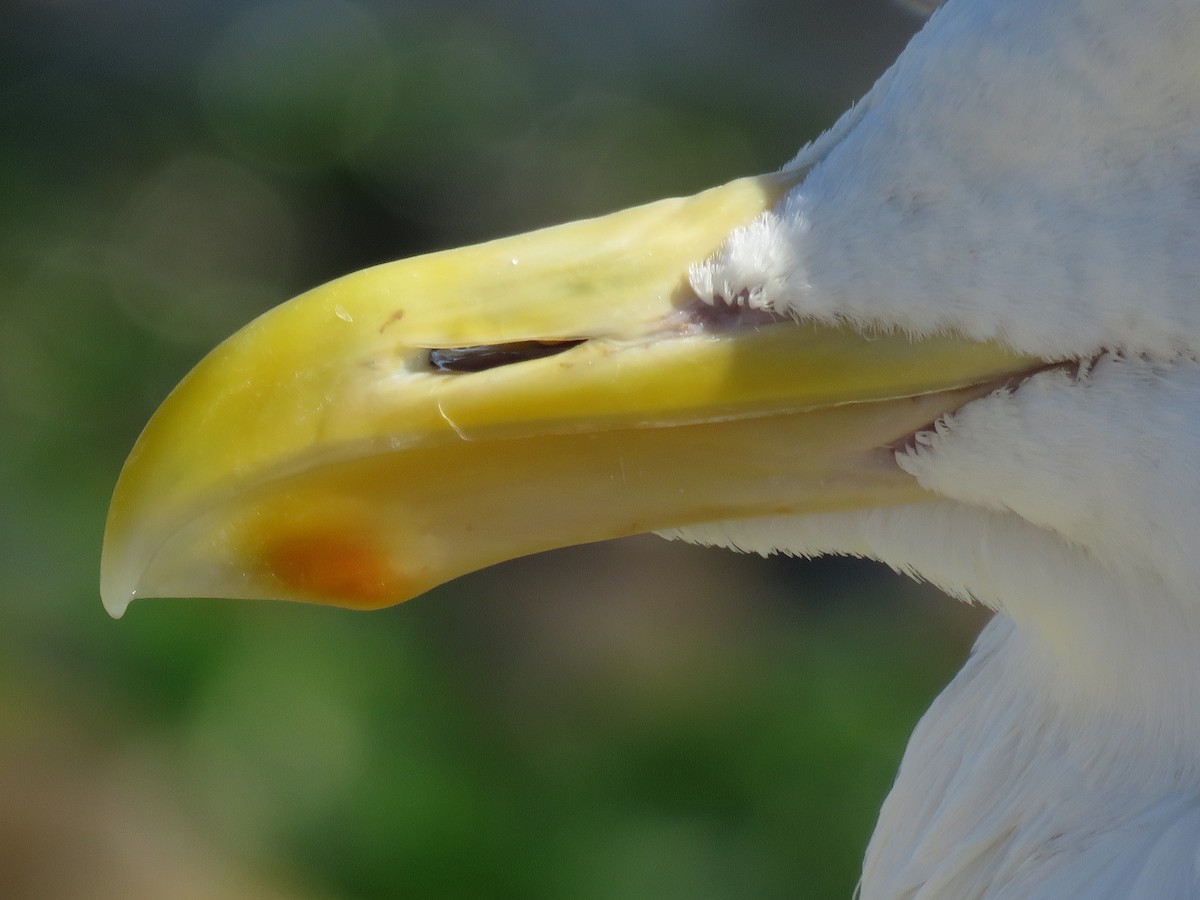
(690, 0), (1200, 360)
(674, 0), (1200, 893)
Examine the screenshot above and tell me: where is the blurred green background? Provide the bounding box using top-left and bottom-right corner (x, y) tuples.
(2, 0), (984, 897)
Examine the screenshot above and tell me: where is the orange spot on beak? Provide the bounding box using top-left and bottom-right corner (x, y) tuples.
(261, 524), (402, 609)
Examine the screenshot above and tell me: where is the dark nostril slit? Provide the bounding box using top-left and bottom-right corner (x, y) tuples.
(427, 339), (586, 373)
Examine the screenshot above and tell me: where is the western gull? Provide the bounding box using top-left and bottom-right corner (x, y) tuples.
(101, 0), (1200, 894)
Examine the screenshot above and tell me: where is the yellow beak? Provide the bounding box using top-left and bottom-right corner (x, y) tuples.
(101, 172), (1035, 617)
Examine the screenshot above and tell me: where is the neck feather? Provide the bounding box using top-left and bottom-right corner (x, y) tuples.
(668, 503), (1200, 897)
(863, 617), (1200, 899)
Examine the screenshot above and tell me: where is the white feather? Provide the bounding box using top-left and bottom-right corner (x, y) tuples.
(691, 0), (1200, 359)
(676, 0), (1200, 894)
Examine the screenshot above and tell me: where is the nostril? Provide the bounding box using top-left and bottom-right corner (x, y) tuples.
(427, 339), (587, 373)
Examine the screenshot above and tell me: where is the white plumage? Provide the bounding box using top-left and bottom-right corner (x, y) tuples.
(677, 0), (1200, 894)
(694, 0), (1200, 361)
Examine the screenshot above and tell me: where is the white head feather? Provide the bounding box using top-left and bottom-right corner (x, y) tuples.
(673, 0), (1200, 894)
(692, 0), (1200, 359)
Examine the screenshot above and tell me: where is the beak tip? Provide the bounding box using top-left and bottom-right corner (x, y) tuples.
(100, 543), (138, 619)
(100, 584), (133, 620)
